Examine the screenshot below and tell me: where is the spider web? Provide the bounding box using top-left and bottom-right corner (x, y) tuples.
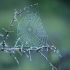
(17, 6), (48, 48)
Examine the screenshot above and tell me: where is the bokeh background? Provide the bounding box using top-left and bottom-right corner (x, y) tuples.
(0, 0), (70, 70)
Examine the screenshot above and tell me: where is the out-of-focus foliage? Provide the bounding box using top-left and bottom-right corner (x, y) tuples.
(0, 0), (70, 70)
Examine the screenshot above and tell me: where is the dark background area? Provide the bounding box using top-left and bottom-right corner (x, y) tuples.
(0, 0), (70, 70)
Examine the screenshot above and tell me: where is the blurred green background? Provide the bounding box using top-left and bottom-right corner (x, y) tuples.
(0, 0), (70, 70)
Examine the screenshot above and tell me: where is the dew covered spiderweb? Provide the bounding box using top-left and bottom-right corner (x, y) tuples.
(17, 7), (47, 48)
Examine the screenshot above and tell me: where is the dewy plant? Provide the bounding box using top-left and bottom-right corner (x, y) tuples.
(0, 3), (61, 70)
